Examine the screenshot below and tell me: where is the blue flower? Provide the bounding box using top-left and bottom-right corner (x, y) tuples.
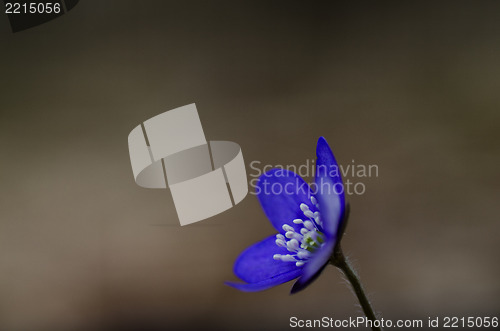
(226, 137), (346, 293)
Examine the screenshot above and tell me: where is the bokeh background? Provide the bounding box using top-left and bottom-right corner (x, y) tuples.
(1, 1), (499, 330)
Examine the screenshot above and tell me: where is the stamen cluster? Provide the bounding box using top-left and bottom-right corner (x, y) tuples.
(273, 196), (325, 267)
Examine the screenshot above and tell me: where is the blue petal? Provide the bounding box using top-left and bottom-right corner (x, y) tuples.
(226, 269), (303, 292)
(314, 137), (346, 238)
(257, 169), (316, 233)
(232, 235), (301, 284)
(291, 238), (335, 294)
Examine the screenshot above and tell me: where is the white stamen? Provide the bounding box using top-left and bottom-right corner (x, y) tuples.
(304, 221), (315, 231)
(286, 239), (300, 252)
(275, 239), (286, 247)
(304, 210), (314, 218)
(297, 250), (311, 259)
(314, 212), (322, 225)
(273, 201), (325, 268)
(281, 254), (297, 262)
(286, 232), (303, 241)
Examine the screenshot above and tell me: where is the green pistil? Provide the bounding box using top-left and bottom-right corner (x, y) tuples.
(302, 230), (325, 252)
(317, 231), (325, 243)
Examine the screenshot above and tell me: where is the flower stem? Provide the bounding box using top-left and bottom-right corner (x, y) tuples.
(330, 246), (382, 331)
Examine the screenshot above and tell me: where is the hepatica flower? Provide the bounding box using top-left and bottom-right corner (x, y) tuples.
(226, 137), (346, 293)
(226, 137), (382, 330)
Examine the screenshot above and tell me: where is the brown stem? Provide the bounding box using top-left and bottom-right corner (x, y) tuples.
(330, 247), (382, 331)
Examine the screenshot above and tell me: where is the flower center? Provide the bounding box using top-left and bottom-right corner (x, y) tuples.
(273, 196), (325, 267)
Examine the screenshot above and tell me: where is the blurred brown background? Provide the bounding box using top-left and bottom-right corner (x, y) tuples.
(1, 1), (499, 330)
